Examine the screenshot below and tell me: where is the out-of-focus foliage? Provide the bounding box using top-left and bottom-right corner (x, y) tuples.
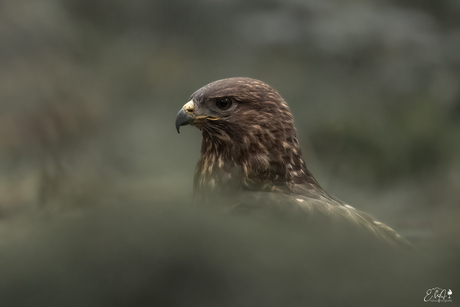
(0, 202), (458, 307)
(1, 0), (458, 234)
(0, 0), (459, 303)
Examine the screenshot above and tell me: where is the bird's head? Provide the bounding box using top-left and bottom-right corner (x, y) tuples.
(176, 77), (294, 134)
(176, 77), (319, 199)
(176, 77), (297, 156)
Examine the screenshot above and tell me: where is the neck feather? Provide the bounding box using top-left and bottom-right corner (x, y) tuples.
(193, 123), (322, 203)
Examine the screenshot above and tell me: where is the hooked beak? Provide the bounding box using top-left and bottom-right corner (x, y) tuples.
(175, 100), (195, 133)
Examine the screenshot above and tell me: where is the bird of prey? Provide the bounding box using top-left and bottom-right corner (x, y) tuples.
(176, 77), (412, 248)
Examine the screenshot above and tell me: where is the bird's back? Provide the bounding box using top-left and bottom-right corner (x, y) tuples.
(231, 189), (414, 250)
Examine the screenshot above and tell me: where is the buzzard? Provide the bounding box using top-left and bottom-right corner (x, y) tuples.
(176, 77), (411, 248)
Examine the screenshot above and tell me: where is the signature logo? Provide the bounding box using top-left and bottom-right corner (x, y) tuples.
(424, 287), (453, 303)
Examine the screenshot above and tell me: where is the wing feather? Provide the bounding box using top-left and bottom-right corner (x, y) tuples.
(231, 191), (413, 249)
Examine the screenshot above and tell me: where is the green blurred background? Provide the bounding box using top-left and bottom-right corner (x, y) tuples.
(0, 0), (459, 305)
(1, 0), (459, 246)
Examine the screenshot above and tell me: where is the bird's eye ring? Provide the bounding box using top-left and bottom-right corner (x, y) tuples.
(216, 97), (232, 110)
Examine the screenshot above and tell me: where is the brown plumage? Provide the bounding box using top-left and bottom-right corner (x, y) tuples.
(176, 77), (412, 248)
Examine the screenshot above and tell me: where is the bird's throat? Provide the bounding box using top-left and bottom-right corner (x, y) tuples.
(193, 130), (322, 204)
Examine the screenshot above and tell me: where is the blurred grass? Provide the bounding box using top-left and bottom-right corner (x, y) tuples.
(0, 201), (458, 306)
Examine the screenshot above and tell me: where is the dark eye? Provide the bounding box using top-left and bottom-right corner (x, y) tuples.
(216, 97), (232, 110)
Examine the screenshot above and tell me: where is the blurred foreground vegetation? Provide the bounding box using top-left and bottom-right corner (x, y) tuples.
(0, 202), (458, 306)
(0, 0), (459, 304)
